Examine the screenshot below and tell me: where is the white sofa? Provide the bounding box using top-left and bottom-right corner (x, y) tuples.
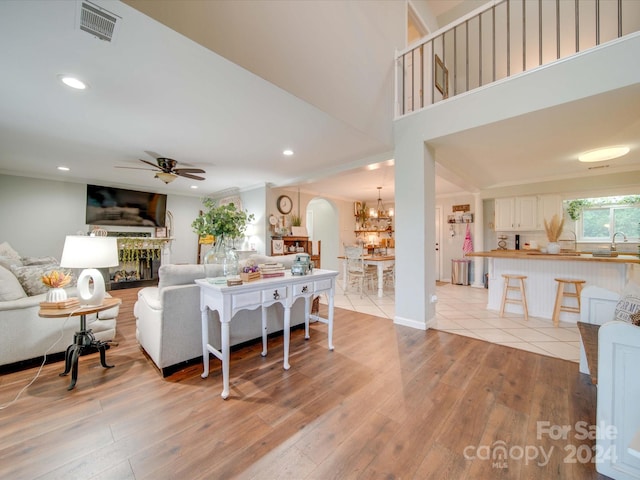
(134, 254), (306, 376)
(0, 242), (118, 368)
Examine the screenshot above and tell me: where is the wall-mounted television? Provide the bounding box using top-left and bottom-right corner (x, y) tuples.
(86, 184), (167, 227)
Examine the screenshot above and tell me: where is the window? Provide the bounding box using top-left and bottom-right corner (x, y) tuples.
(572, 196), (640, 242)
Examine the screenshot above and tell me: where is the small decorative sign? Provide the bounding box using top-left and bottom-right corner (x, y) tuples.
(452, 204), (470, 212)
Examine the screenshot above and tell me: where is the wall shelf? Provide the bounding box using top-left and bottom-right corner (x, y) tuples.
(354, 230), (394, 235)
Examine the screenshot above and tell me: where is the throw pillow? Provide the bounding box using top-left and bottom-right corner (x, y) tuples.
(630, 311), (640, 327)
(0, 265), (27, 301)
(21, 256), (59, 266)
(0, 242), (21, 262)
(0, 255), (22, 270)
(613, 281), (640, 323)
(11, 264), (75, 296)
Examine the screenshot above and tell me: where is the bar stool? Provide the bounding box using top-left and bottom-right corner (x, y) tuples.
(500, 274), (529, 321)
(552, 278), (586, 326)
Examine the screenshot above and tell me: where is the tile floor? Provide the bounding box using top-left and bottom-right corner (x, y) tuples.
(326, 275), (581, 363)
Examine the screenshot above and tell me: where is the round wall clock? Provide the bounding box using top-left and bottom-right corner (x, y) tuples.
(277, 195), (293, 214)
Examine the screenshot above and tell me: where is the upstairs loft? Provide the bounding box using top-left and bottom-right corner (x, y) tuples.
(396, 0), (640, 118)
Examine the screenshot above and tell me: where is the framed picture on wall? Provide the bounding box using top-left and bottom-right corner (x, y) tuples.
(272, 239), (284, 255)
(435, 54), (448, 98)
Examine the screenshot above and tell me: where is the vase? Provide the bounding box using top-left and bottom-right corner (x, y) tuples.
(46, 287), (67, 303)
(547, 242), (561, 254)
(204, 237), (239, 279)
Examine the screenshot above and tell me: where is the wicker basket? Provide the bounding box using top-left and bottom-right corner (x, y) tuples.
(577, 321), (600, 385)
(240, 271), (260, 282)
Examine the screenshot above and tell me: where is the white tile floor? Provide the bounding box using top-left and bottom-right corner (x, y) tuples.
(326, 276), (581, 363)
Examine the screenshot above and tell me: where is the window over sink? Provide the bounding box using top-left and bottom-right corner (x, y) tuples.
(565, 196), (640, 243)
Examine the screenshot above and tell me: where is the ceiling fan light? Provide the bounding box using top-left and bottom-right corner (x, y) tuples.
(156, 172), (178, 184)
(578, 146), (629, 163)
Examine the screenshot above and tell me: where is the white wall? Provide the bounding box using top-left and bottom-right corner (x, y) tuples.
(0, 175), (85, 258)
(239, 185), (267, 255)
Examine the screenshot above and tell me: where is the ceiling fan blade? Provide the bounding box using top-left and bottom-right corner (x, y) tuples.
(144, 150), (162, 160)
(139, 159), (161, 169)
(176, 171), (205, 180)
(175, 168), (206, 174)
(115, 166), (159, 171)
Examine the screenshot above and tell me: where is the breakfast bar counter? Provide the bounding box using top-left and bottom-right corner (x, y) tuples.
(466, 250), (640, 322)
(467, 249), (640, 264)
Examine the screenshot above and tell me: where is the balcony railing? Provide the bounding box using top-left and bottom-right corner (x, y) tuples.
(395, 0), (640, 117)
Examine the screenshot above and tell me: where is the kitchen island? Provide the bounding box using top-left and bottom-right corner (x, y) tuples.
(466, 250), (640, 322)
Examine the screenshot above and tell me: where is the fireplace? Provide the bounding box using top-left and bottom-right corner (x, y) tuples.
(103, 232), (171, 290)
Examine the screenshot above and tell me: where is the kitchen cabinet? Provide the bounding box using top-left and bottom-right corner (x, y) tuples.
(495, 196), (537, 231)
(537, 194), (563, 229)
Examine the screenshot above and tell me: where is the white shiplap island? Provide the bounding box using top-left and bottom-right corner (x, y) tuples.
(466, 250), (640, 323)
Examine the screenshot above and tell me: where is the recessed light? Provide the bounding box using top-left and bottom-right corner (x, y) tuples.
(58, 74), (88, 90)
(578, 146), (629, 162)
(57, 166), (70, 171)
(283, 149), (294, 156)
(190, 185), (198, 189)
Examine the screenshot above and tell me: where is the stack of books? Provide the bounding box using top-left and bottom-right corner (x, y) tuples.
(259, 262), (285, 278)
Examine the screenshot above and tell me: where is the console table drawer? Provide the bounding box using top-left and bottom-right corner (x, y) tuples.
(314, 278), (333, 292)
(293, 283), (313, 296)
(262, 286), (287, 302)
(232, 291), (262, 309)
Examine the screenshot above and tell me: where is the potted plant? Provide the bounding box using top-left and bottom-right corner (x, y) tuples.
(289, 213), (307, 236)
(192, 199), (255, 277)
(544, 214), (564, 254)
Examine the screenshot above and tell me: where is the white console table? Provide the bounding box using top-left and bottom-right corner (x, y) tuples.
(196, 269), (338, 399)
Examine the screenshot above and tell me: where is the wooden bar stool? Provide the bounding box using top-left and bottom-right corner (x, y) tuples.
(500, 274), (529, 321)
(552, 278), (586, 326)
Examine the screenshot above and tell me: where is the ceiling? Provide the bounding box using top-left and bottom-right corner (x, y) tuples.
(0, 1), (638, 206)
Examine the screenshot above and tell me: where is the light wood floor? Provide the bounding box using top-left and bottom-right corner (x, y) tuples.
(0, 288), (608, 479)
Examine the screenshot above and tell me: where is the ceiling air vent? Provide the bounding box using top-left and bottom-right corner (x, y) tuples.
(78, 1), (120, 42)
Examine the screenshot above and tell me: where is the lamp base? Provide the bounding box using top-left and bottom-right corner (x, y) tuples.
(77, 268), (106, 306)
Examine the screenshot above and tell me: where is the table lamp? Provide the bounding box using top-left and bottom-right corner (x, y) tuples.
(60, 235), (119, 306)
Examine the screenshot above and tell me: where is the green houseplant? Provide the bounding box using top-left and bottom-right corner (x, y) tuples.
(192, 198), (254, 240)
(192, 198), (255, 278)
(289, 213), (302, 227)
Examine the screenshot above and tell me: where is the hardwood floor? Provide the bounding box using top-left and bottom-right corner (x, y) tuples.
(0, 288), (608, 479)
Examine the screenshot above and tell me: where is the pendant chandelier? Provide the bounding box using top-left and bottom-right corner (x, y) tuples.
(369, 186), (393, 218)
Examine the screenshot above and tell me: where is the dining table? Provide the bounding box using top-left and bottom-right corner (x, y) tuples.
(339, 254), (395, 297)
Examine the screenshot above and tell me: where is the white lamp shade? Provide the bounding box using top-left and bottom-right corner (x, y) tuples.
(60, 235), (119, 306)
(60, 236), (119, 269)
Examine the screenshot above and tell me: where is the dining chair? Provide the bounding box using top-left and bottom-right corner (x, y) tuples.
(382, 263), (395, 287)
(344, 246), (376, 296)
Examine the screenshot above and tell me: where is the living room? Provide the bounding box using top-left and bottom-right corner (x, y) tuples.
(2, 0), (640, 478)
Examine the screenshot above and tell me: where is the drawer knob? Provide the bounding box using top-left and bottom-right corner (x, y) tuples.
(302, 285), (308, 293)
(273, 290), (280, 300)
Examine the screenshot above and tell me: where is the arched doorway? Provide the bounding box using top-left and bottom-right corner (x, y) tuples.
(307, 197), (339, 271)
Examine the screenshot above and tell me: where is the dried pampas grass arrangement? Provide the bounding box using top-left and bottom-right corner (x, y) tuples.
(544, 214), (564, 242)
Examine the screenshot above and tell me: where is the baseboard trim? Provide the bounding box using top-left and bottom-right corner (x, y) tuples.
(393, 315), (436, 330)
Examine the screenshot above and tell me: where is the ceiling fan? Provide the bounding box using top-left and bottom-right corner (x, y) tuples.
(116, 155), (206, 184)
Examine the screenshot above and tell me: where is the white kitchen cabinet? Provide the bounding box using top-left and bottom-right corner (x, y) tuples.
(537, 194), (563, 229)
(516, 196), (538, 230)
(494, 196), (537, 231)
(494, 198), (514, 230)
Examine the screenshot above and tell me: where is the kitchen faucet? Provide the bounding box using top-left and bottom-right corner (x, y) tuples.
(562, 230), (577, 252)
(611, 232), (627, 251)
